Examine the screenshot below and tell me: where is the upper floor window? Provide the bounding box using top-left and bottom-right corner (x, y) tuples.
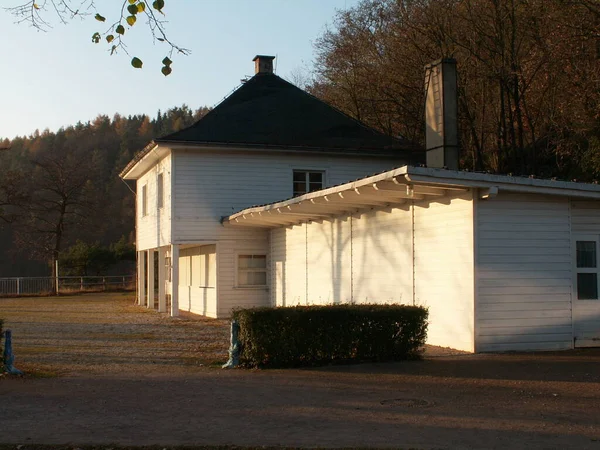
(293, 170), (324, 197)
(141, 184), (148, 217)
(157, 173), (164, 209)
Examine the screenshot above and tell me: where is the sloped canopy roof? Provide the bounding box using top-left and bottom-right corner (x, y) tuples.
(156, 73), (420, 155)
(223, 166), (600, 228)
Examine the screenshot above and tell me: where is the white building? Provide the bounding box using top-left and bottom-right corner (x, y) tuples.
(120, 55), (421, 319)
(121, 56), (600, 352)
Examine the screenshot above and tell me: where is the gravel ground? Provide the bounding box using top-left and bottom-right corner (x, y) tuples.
(0, 292), (230, 376)
(1, 293), (600, 449)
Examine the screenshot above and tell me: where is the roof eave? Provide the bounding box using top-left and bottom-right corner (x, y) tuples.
(223, 165), (600, 228)
(120, 141), (169, 180)
(155, 139), (423, 159)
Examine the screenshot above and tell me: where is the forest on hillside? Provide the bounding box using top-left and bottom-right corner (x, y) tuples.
(0, 0), (598, 277)
(0, 106), (208, 277)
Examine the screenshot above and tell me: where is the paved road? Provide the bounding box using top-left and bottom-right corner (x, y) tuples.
(1, 293), (600, 449)
(2, 352), (600, 449)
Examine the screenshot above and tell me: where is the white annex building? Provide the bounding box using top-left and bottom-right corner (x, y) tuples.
(121, 56), (600, 353)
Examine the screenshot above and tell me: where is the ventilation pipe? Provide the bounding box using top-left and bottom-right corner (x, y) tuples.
(424, 58), (459, 170)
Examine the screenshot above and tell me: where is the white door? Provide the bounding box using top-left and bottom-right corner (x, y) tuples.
(573, 236), (600, 347)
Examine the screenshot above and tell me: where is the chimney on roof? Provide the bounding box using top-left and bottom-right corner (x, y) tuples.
(424, 58), (459, 170)
(253, 55), (275, 75)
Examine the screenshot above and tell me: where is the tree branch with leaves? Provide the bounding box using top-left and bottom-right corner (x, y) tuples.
(6, 0), (189, 75)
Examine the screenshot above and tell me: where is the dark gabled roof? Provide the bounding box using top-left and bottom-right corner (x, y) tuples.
(155, 73), (422, 158)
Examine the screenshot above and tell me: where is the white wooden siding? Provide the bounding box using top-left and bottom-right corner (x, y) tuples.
(475, 194), (573, 352)
(271, 225), (308, 306)
(270, 195), (474, 352)
(136, 153), (172, 251)
(270, 208), (413, 308)
(571, 201), (600, 233)
(571, 201), (600, 346)
(178, 245), (218, 317)
(148, 148), (405, 317)
(172, 150), (404, 242)
(414, 192), (475, 352)
(352, 208), (412, 304)
(306, 218), (353, 304)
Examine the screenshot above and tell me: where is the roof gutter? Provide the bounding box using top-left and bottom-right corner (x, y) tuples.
(119, 140), (158, 179)
(155, 140), (423, 158)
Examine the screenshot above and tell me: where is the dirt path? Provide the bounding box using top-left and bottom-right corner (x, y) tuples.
(1, 293), (600, 449)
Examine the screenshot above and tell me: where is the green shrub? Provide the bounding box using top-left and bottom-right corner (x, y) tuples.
(232, 304), (428, 368)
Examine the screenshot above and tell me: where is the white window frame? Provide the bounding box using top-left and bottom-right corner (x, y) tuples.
(572, 234), (600, 301)
(292, 169), (326, 197)
(141, 184), (148, 217)
(157, 173), (164, 209)
(236, 254), (268, 288)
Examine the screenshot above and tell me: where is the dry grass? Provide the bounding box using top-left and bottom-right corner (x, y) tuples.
(0, 293), (231, 377)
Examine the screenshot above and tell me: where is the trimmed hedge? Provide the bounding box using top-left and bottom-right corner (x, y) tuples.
(232, 304), (428, 368)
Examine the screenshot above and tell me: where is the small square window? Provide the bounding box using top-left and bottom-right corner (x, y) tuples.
(577, 241), (596, 268)
(293, 170), (324, 196)
(577, 273), (598, 300)
(238, 255), (267, 287)
(575, 238), (600, 301)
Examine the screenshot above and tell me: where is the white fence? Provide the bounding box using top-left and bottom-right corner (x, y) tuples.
(0, 275), (135, 296)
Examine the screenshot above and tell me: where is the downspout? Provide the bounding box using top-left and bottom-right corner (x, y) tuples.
(411, 199), (416, 306)
(350, 215), (354, 303)
(305, 223), (308, 305)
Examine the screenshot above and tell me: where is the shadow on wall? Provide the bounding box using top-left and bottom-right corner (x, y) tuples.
(269, 190), (600, 354)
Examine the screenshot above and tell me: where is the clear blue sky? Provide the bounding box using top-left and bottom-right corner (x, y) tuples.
(0, 0), (358, 139)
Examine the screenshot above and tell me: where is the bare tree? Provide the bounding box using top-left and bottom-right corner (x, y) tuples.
(15, 150), (96, 276)
(311, 0), (600, 178)
(0, 171), (27, 224)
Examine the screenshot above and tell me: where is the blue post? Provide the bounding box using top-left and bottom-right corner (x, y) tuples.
(3, 330), (23, 375)
(222, 320), (241, 369)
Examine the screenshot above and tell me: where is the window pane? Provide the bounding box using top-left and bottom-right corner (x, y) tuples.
(577, 241), (596, 268)
(250, 255), (267, 268)
(238, 255), (252, 269)
(251, 271), (267, 285)
(293, 171), (306, 182)
(238, 271), (250, 286)
(577, 273), (598, 299)
(294, 182), (307, 195)
(309, 172), (323, 183)
(309, 182), (322, 192)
